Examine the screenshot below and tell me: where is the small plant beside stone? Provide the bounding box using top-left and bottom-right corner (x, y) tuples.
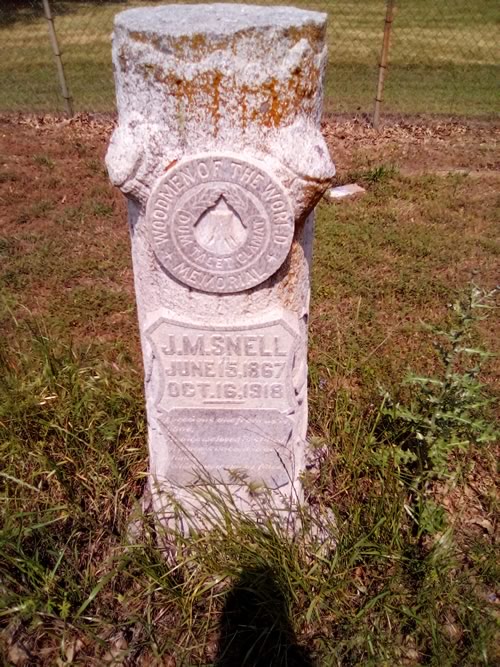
(378, 284), (499, 536)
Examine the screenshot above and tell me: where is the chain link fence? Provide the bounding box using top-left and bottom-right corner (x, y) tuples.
(1, 0), (498, 122)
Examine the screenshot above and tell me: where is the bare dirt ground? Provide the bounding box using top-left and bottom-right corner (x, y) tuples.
(1, 112), (498, 368)
(323, 114), (499, 174)
(3, 112), (499, 179)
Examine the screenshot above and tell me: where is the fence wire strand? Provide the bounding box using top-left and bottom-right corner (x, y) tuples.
(1, 0), (498, 121)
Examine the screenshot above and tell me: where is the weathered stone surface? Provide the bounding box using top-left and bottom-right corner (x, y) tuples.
(106, 4), (335, 525)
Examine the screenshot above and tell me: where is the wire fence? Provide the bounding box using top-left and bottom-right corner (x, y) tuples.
(1, 0), (498, 123)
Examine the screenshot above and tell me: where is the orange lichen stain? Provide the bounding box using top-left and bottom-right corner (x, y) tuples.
(247, 78), (286, 128)
(267, 79), (283, 127)
(129, 22), (324, 62)
(168, 32), (209, 60)
(142, 63), (156, 78)
(127, 22), (324, 129)
(283, 24), (325, 53)
(246, 61), (320, 129)
(129, 31), (162, 51)
(244, 24), (323, 127)
(140, 51), (319, 132)
(118, 46), (128, 71)
(149, 66), (226, 135)
(129, 31), (148, 44)
(164, 159), (178, 172)
(288, 64), (319, 106)
(239, 83), (249, 131)
(130, 29), (229, 62)
(212, 71), (222, 135)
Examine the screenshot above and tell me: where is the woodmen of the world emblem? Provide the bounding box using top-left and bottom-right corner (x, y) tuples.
(147, 154), (295, 293)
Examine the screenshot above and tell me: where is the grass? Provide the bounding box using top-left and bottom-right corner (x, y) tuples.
(0, 306), (497, 665)
(1, 325), (498, 665)
(1, 0), (499, 115)
(0, 119), (498, 663)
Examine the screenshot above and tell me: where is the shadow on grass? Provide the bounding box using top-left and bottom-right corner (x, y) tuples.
(215, 566), (315, 667)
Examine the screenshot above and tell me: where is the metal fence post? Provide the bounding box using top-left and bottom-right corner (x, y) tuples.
(42, 0), (73, 116)
(373, 0), (396, 129)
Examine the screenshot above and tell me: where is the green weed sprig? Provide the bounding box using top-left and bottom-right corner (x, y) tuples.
(379, 284), (499, 534)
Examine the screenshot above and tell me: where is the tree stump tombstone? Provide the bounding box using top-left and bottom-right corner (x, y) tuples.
(106, 3), (335, 528)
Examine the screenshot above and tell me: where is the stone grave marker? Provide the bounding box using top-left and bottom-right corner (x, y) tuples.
(106, 3), (335, 525)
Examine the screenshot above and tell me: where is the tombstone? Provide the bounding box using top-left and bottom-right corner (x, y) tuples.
(106, 4), (335, 528)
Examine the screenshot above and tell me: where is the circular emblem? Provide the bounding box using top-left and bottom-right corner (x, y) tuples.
(147, 154), (294, 293)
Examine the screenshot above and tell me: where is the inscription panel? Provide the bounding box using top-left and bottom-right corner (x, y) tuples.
(146, 154), (294, 293)
(146, 315), (299, 487)
(161, 409), (293, 487)
(147, 316), (298, 412)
